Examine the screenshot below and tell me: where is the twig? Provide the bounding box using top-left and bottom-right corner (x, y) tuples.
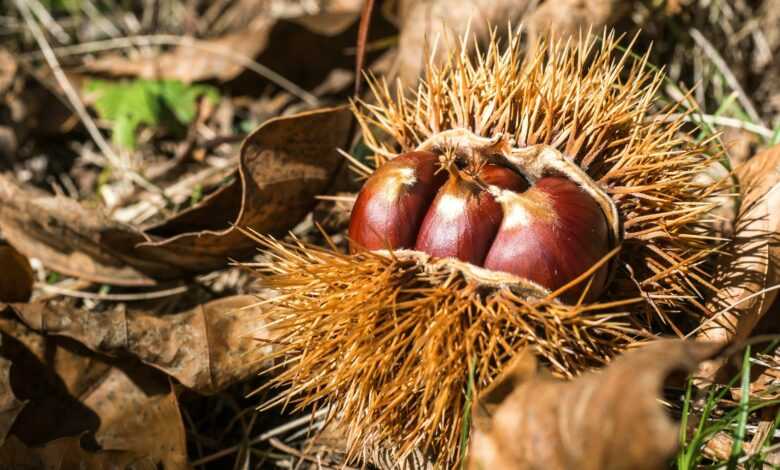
(190, 408), (331, 467)
(657, 113), (774, 139)
(690, 28), (766, 128)
(35, 283), (189, 301)
(14, 0), (165, 197)
(81, 0), (123, 38)
(268, 438), (358, 470)
(27, 0), (70, 44)
(20, 34), (320, 106)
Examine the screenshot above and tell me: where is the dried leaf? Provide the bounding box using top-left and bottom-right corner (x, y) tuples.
(290, 0), (363, 36)
(396, 0), (535, 86)
(0, 357), (25, 446)
(525, 0), (634, 45)
(699, 144), (780, 344)
(469, 341), (721, 470)
(7, 295), (274, 394)
(0, 435), (155, 470)
(0, 106), (352, 285)
(85, 16), (274, 83)
(0, 177), (163, 286)
(138, 105), (353, 273)
(395, 0), (635, 86)
(0, 244), (33, 303)
(84, 0), (362, 84)
(0, 306), (187, 468)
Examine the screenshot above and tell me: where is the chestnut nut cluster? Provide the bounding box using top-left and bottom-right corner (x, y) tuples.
(348, 143), (615, 303)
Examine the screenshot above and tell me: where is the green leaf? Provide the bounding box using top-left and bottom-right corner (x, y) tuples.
(84, 79), (219, 150)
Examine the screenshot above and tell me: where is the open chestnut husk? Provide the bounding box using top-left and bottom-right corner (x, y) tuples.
(252, 30), (724, 467)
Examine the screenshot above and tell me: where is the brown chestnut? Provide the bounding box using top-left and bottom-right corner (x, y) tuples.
(483, 176), (610, 302)
(414, 175), (503, 266)
(348, 151), (446, 251)
(348, 153), (611, 302)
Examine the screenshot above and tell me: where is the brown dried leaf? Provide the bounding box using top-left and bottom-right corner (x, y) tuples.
(699, 144), (780, 344)
(0, 106), (352, 285)
(0, 244), (33, 303)
(396, 0), (535, 86)
(395, 0), (636, 86)
(290, 0), (363, 36)
(525, 0), (634, 45)
(138, 105), (352, 273)
(469, 341), (721, 470)
(0, 435), (155, 470)
(0, 306), (187, 468)
(0, 357), (25, 447)
(85, 16), (274, 83)
(7, 295), (273, 394)
(0, 176), (164, 286)
(84, 0), (362, 83)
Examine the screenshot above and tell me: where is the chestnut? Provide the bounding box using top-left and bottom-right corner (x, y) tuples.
(348, 153), (612, 302)
(483, 176), (610, 302)
(348, 151), (446, 251)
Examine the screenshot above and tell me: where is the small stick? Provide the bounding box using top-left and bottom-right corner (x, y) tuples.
(35, 283), (189, 301)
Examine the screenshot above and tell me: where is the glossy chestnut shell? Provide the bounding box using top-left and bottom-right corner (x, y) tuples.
(348, 150), (612, 303)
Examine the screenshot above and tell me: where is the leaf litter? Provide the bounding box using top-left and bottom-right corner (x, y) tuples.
(0, 0), (779, 468)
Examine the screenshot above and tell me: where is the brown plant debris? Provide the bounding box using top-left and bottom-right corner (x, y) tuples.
(252, 29), (725, 466)
(468, 340), (721, 470)
(6, 295), (274, 394)
(699, 144), (780, 345)
(84, 16), (276, 84)
(395, 0), (536, 86)
(0, 356), (25, 447)
(0, 435), (156, 470)
(0, 106), (352, 286)
(525, 0), (634, 45)
(0, 243), (33, 303)
(0, 305), (187, 468)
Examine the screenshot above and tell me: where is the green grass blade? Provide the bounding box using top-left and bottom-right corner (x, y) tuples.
(727, 346), (752, 469)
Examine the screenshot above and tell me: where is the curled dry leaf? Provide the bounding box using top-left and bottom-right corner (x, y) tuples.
(0, 244), (33, 303)
(0, 106), (352, 285)
(699, 144), (780, 345)
(0, 435), (155, 470)
(7, 295), (273, 395)
(469, 341), (721, 470)
(0, 306), (187, 468)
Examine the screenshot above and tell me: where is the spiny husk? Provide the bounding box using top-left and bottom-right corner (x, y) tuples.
(253, 29), (725, 467)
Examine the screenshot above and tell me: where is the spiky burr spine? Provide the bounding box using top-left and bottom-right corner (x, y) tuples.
(253, 28), (725, 467)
